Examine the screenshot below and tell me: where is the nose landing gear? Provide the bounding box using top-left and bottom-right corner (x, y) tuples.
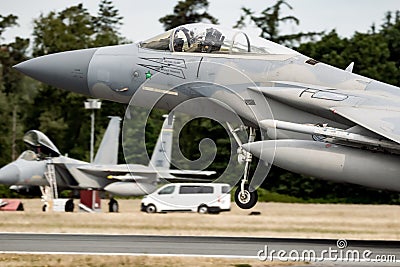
(227, 123), (258, 209)
(234, 184), (258, 209)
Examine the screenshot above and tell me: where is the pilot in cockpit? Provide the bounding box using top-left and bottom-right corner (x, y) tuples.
(173, 27), (191, 52)
(203, 27), (225, 52)
(173, 26), (225, 53)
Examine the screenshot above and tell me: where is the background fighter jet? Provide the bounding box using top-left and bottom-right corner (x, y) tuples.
(0, 115), (214, 212)
(14, 23), (400, 209)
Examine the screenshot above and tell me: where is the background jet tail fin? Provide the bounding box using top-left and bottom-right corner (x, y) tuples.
(149, 114), (174, 170)
(93, 116), (121, 165)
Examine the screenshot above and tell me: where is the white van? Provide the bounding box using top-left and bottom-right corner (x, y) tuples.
(141, 183), (231, 214)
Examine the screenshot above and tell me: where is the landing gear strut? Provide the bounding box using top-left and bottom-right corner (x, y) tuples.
(227, 124), (258, 209)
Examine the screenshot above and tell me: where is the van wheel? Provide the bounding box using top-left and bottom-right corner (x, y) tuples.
(146, 204), (156, 213)
(198, 205), (208, 214)
(208, 207), (220, 214)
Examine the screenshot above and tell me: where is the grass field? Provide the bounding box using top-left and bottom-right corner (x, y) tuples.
(1, 199), (398, 240)
(0, 254), (303, 267)
(0, 199), (398, 266)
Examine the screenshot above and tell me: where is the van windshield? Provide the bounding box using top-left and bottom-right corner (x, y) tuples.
(158, 185), (175, 195)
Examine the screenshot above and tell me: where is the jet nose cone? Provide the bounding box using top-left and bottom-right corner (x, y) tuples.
(0, 164), (20, 185)
(14, 48), (98, 95)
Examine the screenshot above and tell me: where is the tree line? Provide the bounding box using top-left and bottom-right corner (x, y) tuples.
(0, 0), (399, 203)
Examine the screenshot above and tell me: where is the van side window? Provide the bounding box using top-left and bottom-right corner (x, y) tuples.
(180, 186), (200, 194)
(158, 185), (175, 195)
(201, 186), (213, 194)
(221, 186), (230, 194)
(179, 185), (214, 194)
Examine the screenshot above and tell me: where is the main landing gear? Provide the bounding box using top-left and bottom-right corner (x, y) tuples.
(227, 123), (258, 209)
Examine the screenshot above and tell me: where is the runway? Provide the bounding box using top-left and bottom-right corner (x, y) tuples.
(0, 233), (399, 265)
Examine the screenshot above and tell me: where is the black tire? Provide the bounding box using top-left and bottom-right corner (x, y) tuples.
(65, 199), (74, 212)
(234, 185), (258, 209)
(197, 205), (208, 214)
(207, 207), (220, 214)
(17, 203), (24, 211)
(108, 198), (119, 213)
(42, 204), (47, 212)
(145, 204), (157, 214)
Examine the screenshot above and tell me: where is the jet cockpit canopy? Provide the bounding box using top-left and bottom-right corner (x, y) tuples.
(23, 130), (61, 157)
(140, 23), (299, 55)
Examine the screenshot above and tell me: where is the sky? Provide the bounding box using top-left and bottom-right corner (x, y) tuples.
(1, 0), (399, 45)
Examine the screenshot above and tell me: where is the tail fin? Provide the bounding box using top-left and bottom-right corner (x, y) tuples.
(94, 116), (121, 165)
(149, 114), (174, 170)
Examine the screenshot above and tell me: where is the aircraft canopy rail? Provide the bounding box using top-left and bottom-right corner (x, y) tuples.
(140, 23), (299, 55)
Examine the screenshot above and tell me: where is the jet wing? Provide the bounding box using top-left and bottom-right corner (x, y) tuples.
(168, 170), (216, 176)
(332, 106), (400, 144)
(252, 83), (400, 145)
(106, 174), (150, 181)
(77, 164), (216, 177)
(76, 164), (156, 174)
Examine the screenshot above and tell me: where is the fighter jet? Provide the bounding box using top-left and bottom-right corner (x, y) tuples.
(14, 23), (400, 209)
(0, 114), (214, 212)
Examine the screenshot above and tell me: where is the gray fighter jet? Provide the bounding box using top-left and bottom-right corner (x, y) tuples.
(14, 23), (400, 209)
(0, 114), (214, 211)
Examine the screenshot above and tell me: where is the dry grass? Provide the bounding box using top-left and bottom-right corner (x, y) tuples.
(0, 254), (301, 267)
(0, 199), (399, 240)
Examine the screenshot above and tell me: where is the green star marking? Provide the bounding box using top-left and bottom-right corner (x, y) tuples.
(145, 71), (152, 79)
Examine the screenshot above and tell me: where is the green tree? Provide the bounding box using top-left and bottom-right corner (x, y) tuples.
(92, 0), (124, 46)
(159, 0), (218, 31)
(33, 5), (94, 56)
(29, 2), (126, 161)
(0, 15), (31, 164)
(235, 0), (320, 46)
(0, 14), (17, 37)
(297, 30), (399, 86)
(380, 11), (400, 86)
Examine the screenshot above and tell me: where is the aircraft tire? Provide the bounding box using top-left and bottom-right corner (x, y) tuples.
(42, 204), (47, 212)
(109, 198), (119, 213)
(197, 205), (209, 214)
(145, 204), (156, 213)
(234, 185), (258, 209)
(65, 199), (74, 212)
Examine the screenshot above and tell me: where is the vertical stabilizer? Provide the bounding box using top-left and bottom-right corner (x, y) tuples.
(94, 116), (121, 165)
(149, 114), (174, 170)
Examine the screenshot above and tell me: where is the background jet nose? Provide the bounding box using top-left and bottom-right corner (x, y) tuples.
(0, 164), (20, 185)
(13, 48), (98, 96)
